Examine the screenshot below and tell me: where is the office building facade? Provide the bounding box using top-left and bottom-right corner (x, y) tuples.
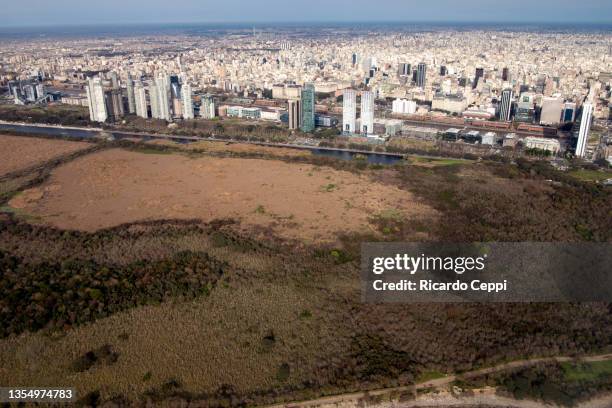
(416, 62), (427, 88)
(398, 63), (411, 77)
(562, 102), (576, 122)
(498, 89), (514, 121)
(288, 99), (301, 130)
(540, 97), (564, 125)
(474, 68), (484, 89)
(575, 102), (593, 158)
(300, 83), (315, 132)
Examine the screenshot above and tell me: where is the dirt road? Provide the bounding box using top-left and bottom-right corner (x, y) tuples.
(267, 354), (612, 408)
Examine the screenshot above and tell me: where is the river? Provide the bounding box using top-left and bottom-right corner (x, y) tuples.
(0, 122), (404, 165)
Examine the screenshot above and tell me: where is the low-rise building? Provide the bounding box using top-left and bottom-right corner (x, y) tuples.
(524, 136), (561, 154)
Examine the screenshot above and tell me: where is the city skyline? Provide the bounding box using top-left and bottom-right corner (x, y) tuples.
(2, 0), (612, 27)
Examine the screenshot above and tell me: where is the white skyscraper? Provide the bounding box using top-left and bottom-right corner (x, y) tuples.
(575, 102), (593, 158)
(134, 81), (148, 118)
(342, 89), (356, 134)
(85, 77), (107, 123)
(149, 83), (160, 119)
(181, 83), (194, 119)
(153, 74), (171, 121)
(360, 91), (374, 135)
(200, 94), (216, 119)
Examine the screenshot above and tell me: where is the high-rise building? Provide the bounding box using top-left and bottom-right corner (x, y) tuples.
(342, 89), (356, 134)
(540, 97), (564, 125)
(515, 92), (536, 123)
(85, 77), (108, 123)
(502, 67), (510, 82)
(575, 102), (593, 158)
(352, 53), (357, 67)
(8, 79), (46, 104)
(288, 99), (301, 130)
(300, 83), (315, 132)
(360, 91), (374, 135)
(181, 83), (194, 119)
(170, 75), (181, 100)
(200, 94), (216, 119)
(110, 72), (120, 89)
(398, 63), (411, 77)
(134, 81), (148, 118)
(440, 66), (447, 76)
(416, 63), (427, 88)
(153, 74), (171, 121)
(473, 68), (484, 89)
(105, 89), (124, 121)
(172, 97), (183, 118)
(126, 74), (136, 114)
(498, 89), (514, 121)
(149, 82), (160, 119)
(562, 102), (576, 122)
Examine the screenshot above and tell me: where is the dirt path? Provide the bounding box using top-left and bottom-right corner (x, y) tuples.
(266, 354), (612, 408)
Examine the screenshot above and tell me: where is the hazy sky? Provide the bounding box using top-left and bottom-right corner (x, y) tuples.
(3, 0), (612, 27)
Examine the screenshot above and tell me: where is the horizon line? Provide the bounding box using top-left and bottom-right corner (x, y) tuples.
(2, 20), (612, 29)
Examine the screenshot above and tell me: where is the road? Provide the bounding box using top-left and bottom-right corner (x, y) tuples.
(266, 354), (612, 408)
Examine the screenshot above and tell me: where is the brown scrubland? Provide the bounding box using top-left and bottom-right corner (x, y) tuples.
(0, 133), (610, 407)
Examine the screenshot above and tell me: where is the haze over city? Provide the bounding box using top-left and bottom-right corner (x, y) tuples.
(2, 0), (612, 26)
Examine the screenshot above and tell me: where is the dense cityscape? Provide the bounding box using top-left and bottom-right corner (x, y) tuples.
(1, 24), (611, 163)
(0, 14), (611, 408)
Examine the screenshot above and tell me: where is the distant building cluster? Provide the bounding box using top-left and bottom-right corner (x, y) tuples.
(84, 70), (210, 123)
(1, 25), (609, 161)
(8, 79), (47, 105)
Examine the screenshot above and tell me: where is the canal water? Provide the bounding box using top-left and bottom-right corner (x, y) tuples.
(0, 123), (403, 165)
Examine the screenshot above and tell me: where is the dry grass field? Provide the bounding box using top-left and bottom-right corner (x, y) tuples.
(8, 148), (433, 242)
(0, 279), (340, 400)
(0, 134), (90, 176)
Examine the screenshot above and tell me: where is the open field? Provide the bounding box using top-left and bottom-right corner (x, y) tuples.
(407, 155), (473, 167)
(568, 168), (612, 182)
(562, 360), (612, 382)
(8, 148), (433, 242)
(0, 134), (90, 176)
